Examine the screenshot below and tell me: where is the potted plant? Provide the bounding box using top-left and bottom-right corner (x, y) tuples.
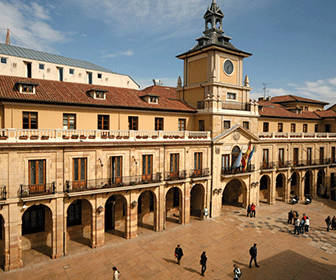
(0, 135), (8, 140)
(123, 136), (129, 139)
(41, 135), (49, 140)
(116, 136), (122, 139)
(152, 135), (158, 139)
(108, 135), (115, 139)
(88, 135), (96, 139)
(136, 135), (142, 139)
(101, 134), (108, 139)
(30, 135), (39, 140)
(62, 135), (69, 140)
(142, 135), (148, 139)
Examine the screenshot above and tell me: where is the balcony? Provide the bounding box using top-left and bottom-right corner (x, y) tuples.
(65, 173), (162, 193)
(221, 164), (255, 175)
(276, 161), (291, 169)
(0, 129), (211, 144)
(19, 182), (55, 198)
(0, 186), (7, 200)
(260, 161), (275, 171)
(190, 168), (210, 178)
(259, 132), (336, 140)
(164, 170), (187, 181)
(197, 101), (252, 112)
(292, 159), (331, 169)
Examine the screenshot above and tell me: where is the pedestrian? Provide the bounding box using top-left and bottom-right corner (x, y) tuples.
(112, 267), (120, 280)
(249, 243), (259, 268)
(325, 216), (331, 232)
(200, 251), (207, 276)
(294, 218), (300, 235)
(247, 204), (251, 217)
(332, 216), (336, 230)
(203, 207), (209, 219)
(174, 244), (183, 265)
(288, 210), (293, 224)
(305, 216), (310, 232)
(300, 217), (305, 234)
(251, 203), (256, 218)
(233, 264), (242, 279)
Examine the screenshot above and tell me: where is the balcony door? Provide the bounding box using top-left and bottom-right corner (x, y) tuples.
(111, 156), (122, 184)
(28, 160), (46, 193)
(262, 149), (269, 168)
(73, 158), (87, 190)
(142, 155), (153, 182)
(194, 152), (203, 176)
(222, 154), (230, 171)
(170, 154), (179, 179)
(278, 148), (284, 167)
(307, 148), (312, 165)
(320, 147), (324, 164)
(293, 148), (299, 166)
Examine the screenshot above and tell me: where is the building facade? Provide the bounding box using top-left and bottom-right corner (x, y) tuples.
(0, 0), (335, 271)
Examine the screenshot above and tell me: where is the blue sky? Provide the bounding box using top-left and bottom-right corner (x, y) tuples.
(1, 0), (336, 105)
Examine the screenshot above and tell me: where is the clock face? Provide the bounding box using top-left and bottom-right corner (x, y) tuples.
(224, 60), (234, 75)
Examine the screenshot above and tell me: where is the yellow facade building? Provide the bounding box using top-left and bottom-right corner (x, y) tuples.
(0, 0), (335, 271)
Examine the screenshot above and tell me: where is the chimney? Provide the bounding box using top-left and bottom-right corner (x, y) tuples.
(5, 29), (10, 45)
(152, 79), (163, 86)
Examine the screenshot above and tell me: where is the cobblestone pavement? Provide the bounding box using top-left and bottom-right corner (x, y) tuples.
(2, 199), (336, 280)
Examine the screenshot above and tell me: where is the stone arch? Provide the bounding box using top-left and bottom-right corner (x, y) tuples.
(137, 190), (157, 231)
(275, 173), (285, 200)
(166, 187), (183, 224)
(232, 146), (241, 167)
(215, 18), (221, 29)
(105, 194), (128, 239)
(21, 204), (53, 261)
(206, 20), (212, 30)
(0, 215), (4, 270)
(259, 175), (271, 203)
(317, 169), (326, 197)
(66, 199), (92, 248)
(304, 171), (313, 197)
(290, 172), (300, 197)
(190, 184), (205, 218)
(222, 179), (247, 207)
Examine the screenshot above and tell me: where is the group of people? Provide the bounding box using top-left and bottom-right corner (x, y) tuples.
(325, 216), (336, 232)
(174, 243), (259, 278)
(246, 203), (256, 218)
(288, 210), (310, 235)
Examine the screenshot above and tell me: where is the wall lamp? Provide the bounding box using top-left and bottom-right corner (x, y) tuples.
(213, 188), (222, 195)
(131, 200), (137, 208)
(98, 158), (103, 167)
(97, 205), (104, 214)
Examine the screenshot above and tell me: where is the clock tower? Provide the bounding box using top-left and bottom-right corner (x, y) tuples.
(177, 0), (259, 138)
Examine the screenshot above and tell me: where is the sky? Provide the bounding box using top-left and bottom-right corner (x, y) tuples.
(0, 0), (336, 105)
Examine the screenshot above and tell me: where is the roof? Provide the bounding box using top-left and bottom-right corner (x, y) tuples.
(0, 75), (195, 113)
(270, 95), (329, 105)
(314, 110), (336, 118)
(0, 43), (140, 87)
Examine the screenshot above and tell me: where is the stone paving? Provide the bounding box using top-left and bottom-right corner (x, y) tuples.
(2, 199), (336, 280)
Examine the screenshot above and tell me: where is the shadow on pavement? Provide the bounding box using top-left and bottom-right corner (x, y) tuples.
(183, 267), (200, 275)
(163, 258), (177, 264)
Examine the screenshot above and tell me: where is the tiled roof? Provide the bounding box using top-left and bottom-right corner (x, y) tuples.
(270, 95), (329, 105)
(0, 75), (195, 113)
(314, 110), (336, 118)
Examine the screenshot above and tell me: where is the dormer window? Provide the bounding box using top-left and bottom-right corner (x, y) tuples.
(149, 96), (159, 104)
(16, 82), (38, 94)
(95, 90), (105, 99)
(22, 84), (34, 93)
(87, 89), (107, 100)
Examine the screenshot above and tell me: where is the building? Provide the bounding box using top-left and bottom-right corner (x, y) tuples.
(0, 0), (335, 271)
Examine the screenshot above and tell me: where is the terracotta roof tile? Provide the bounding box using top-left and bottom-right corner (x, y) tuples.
(314, 110), (336, 118)
(270, 95), (328, 105)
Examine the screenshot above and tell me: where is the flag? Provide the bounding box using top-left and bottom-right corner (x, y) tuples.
(247, 146), (256, 165)
(242, 143), (252, 171)
(232, 150), (243, 168)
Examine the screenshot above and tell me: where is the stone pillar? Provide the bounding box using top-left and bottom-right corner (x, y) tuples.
(180, 186), (186, 225)
(312, 170), (317, 199)
(94, 196), (105, 248)
(157, 185), (165, 232)
(184, 182), (190, 224)
(284, 172), (291, 203)
(298, 172), (304, 201)
(52, 198), (64, 259)
(269, 172), (276, 205)
(126, 193), (137, 239)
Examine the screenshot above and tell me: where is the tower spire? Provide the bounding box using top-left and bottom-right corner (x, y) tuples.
(5, 29), (10, 45)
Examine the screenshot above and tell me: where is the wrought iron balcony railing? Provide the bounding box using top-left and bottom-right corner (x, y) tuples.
(165, 170), (187, 181)
(260, 162), (275, 170)
(292, 158), (331, 168)
(276, 161), (291, 169)
(19, 182), (55, 198)
(190, 168), (210, 178)
(0, 186), (6, 200)
(221, 164), (255, 175)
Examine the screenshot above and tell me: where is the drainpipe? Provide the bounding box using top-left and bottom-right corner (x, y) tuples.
(210, 141), (214, 218)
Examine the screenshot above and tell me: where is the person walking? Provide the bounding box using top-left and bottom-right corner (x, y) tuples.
(325, 216), (331, 232)
(249, 243), (259, 268)
(200, 251), (207, 276)
(300, 217), (305, 234)
(305, 216), (310, 233)
(112, 267), (120, 280)
(247, 204), (251, 217)
(174, 244), (184, 265)
(294, 218), (300, 235)
(233, 264), (242, 279)
(288, 210), (293, 224)
(251, 203), (256, 218)
(332, 216), (336, 230)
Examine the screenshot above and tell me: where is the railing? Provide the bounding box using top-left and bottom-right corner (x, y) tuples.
(19, 182), (55, 198)
(165, 170), (187, 181)
(276, 161), (291, 169)
(292, 159), (331, 168)
(260, 162), (275, 170)
(222, 102), (251, 111)
(65, 173), (162, 193)
(190, 168), (210, 178)
(0, 186), (6, 200)
(221, 164), (255, 175)
(0, 129), (211, 143)
(259, 132), (336, 140)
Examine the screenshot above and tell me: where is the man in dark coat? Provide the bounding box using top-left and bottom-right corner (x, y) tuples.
(175, 244), (183, 265)
(325, 216), (331, 232)
(249, 243), (259, 268)
(288, 210), (293, 224)
(247, 204), (251, 217)
(200, 251), (207, 276)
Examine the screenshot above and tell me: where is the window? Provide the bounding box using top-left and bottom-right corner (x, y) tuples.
(25, 62), (32, 78)
(224, 121), (231, 130)
(142, 155), (153, 181)
(23, 112), (38, 129)
(243, 121), (249, 130)
(22, 205), (45, 234)
(178, 119), (186, 131)
(263, 122), (269, 132)
(67, 200), (82, 226)
(21, 84), (34, 93)
(97, 115), (109, 130)
(69, 69), (74, 75)
(87, 72), (92, 84)
(0, 57), (7, 64)
(73, 158), (87, 189)
(95, 91), (105, 99)
(291, 123), (296, 133)
(155, 117), (164, 131)
(222, 154), (230, 170)
(63, 114), (76, 129)
(320, 147), (324, 164)
(325, 124), (331, 133)
(149, 96), (158, 104)
(303, 124), (308, 133)
(315, 124), (319, 132)
(307, 147), (312, 165)
(170, 154), (179, 178)
(39, 63), (44, 70)
(227, 92), (237, 100)
(293, 148), (299, 166)
(332, 147), (336, 163)
(304, 106), (308, 111)
(28, 160), (46, 193)
(111, 156), (122, 184)
(128, 116), (138, 130)
(194, 152), (203, 171)
(262, 149), (269, 167)
(199, 120), (205, 131)
(278, 123), (283, 132)
(58, 67), (63, 82)
(97, 73), (102, 79)
(278, 148), (284, 167)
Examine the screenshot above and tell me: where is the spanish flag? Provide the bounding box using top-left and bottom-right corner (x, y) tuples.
(242, 143), (252, 171)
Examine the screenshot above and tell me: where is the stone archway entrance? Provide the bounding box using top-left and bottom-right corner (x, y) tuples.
(105, 195), (127, 239)
(67, 199), (92, 249)
(317, 170), (326, 197)
(304, 171), (313, 197)
(166, 187), (182, 224)
(22, 205), (53, 265)
(138, 190), (156, 231)
(190, 184), (205, 218)
(0, 215), (4, 270)
(259, 175), (270, 203)
(276, 173), (285, 200)
(222, 179), (246, 207)
(290, 172), (299, 198)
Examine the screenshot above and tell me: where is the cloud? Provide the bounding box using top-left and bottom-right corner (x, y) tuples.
(0, 1), (66, 51)
(103, 50), (134, 58)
